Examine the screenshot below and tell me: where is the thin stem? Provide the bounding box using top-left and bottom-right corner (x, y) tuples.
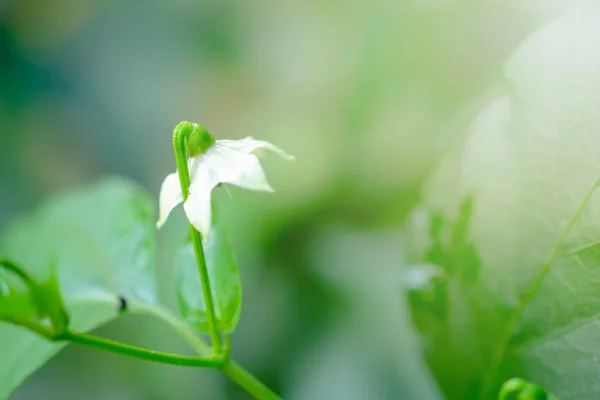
(3, 317), (224, 368)
(172, 122), (222, 353)
(221, 362), (282, 400)
(56, 330), (224, 368)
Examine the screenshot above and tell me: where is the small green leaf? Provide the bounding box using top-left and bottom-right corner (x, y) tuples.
(175, 205), (241, 333)
(34, 268), (69, 333)
(0, 177), (157, 399)
(0, 261), (68, 332)
(0, 270), (37, 320)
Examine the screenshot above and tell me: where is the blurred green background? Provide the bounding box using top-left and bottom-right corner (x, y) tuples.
(0, 1), (580, 399)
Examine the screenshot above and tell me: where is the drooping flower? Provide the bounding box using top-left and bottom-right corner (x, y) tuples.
(157, 124), (294, 237)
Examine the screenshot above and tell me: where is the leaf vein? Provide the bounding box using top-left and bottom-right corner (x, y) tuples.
(477, 176), (600, 399)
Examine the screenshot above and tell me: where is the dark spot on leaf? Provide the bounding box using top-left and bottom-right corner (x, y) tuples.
(118, 296), (127, 312)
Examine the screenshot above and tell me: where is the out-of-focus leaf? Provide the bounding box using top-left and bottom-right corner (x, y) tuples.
(0, 177), (156, 399)
(403, 4), (600, 399)
(499, 378), (559, 400)
(0, 261), (68, 332)
(175, 205), (241, 333)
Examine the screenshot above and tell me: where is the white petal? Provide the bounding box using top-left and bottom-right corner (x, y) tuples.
(183, 184), (213, 238)
(183, 145), (275, 236)
(191, 144), (275, 192)
(217, 137), (295, 160)
(156, 172), (183, 229)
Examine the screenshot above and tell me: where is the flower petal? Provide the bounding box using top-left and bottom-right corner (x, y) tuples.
(217, 137), (295, 160)
(183, 184), (213, 238)
(156, 172), (183, 229)
(184, 145), (276, 235)
(191, 145), (275, 192)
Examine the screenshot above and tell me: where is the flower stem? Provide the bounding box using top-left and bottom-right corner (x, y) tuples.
(172, 121), (223, 354)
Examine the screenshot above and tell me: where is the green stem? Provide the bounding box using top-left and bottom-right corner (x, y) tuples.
(56, 330), (224, 368)
(3, 317), (224, 368)
(172, 122), (222, 353)
(221, 362), (282, 400)
(5, 298), (281, 399)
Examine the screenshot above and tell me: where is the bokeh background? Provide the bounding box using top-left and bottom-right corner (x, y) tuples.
(0, 1), (582, 399)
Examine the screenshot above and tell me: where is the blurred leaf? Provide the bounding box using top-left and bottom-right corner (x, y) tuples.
(403, 264), (448, 327)
(403, 4), (600, 399)
(0, 177), (156, 399)
(175, 205), (241, 333)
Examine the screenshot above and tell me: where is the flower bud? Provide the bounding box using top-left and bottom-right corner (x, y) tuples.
(184, 123), (215, 157)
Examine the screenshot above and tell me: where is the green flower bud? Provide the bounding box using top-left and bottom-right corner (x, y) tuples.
(180, 122), (215, 157)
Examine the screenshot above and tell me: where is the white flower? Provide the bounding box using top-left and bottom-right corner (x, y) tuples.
(157, 136), (294, 237)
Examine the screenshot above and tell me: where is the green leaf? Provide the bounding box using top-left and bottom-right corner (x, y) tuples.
(0, 261), (68, 332)
(403, 4), (600, 399)
(175, 205), (241, 333)
(34, 267), (70, 333)
(0, 270), (37, 321)
(0, 177), (156, 399)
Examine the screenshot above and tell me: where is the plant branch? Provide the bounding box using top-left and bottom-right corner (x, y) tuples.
(5, 294), (280, 398)
(3, 317), (225, 368)
(56, 330), (225, 368)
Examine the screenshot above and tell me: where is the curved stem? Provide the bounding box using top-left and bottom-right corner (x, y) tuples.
(3, 317), (224, 368)
(56, 330), (224, 368)
(172, 122), (222, 353)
